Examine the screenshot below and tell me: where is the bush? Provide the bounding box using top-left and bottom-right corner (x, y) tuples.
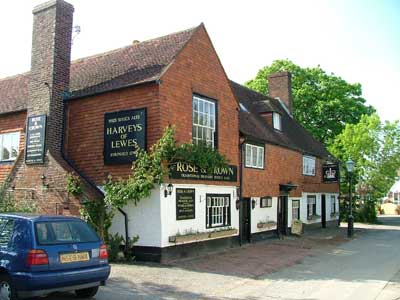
(0, 184), (36, 213)
(106, 233), (139, 263)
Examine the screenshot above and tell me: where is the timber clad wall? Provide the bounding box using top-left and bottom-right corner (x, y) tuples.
(242, 143), (339, 198)
(66, 84), (160, 184)
(160, 25), (240, 186)
(0, 111), (26, 183)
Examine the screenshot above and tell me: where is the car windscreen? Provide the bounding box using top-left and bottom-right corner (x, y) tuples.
(35, 220), (100, 245)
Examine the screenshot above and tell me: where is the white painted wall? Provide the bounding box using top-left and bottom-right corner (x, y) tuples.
(109, 187), (162, 247)
(250, 197), (277, 233)
(160, 184), (238, 248)
(293, 193), (339, 226)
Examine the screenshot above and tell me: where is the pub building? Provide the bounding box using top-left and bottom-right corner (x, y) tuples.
(0, 0), (339, 261)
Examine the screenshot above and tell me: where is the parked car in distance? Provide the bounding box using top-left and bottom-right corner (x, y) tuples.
(0, 213), (110, 299)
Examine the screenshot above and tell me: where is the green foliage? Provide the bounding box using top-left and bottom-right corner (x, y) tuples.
(107, 233), (139, 262)
(245, 59), (375, 146)
(80, 197), (114, 241)
(330, 114), (400, 222)
(82, 125), (228, 246)
(105, 125), (228, 209)
(66, 173), (83, 196)
(0, 184), (37, 213)
(107, 233), (124, 262)
(172, 142), (228, 171)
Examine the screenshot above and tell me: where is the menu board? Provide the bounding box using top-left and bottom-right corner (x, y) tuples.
(176, 188), (196, 220)
(25, 114), (46, 164)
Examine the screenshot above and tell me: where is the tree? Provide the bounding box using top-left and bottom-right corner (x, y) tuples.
(245, 59), (375, 146)
(329, 114), (400, 222)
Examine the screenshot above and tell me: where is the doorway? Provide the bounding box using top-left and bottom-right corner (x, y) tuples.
(241, 198), (251, 244)
(321, 194), (326, 228)
(277, 195), (288, 236)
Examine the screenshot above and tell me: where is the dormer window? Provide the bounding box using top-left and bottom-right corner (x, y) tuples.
(273, 112), (282, 131)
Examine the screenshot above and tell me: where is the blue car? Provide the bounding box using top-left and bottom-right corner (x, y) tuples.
(0, 213), (110, 299)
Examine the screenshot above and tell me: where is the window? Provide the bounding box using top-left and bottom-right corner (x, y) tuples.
(307, 195), (317, 219)
(245, 144), (264, 169)
(260, 196), (272, 208)
(331, 195), (337, 214)
(0, 132), (19, 162)
(206, 194), (231, 228)
(0, 218), (14, 247)
(193, 95), (216, 148)
(292, 200), (300, 220)
(273, 112), (282, 130)
(303, 155), (316, 176)
(35, 221), (99, 245)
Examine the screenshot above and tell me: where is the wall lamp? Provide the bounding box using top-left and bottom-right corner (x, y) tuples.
(164, 183), (173, 198)
(236, 199), (240, 210)
(41, 174), (49, 188)
(251, 199), (256, 209)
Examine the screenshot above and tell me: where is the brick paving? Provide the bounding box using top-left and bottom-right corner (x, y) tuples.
(166, 226), (351, 278)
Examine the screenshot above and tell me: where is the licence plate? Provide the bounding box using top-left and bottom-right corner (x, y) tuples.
(60, 252), (89, 264)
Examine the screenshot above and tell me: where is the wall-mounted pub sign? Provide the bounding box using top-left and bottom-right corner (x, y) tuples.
(104, 108), (146, 164)
(176, 188), (196, 220)
(25, 114), (46, 165)
(169, 162), (237, 182)
(322, 163), (339, 183)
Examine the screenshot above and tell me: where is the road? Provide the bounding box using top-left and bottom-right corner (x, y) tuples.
(45, 216), (400, 300)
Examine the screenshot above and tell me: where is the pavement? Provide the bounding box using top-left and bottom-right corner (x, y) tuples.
(42, 216), (400, 300)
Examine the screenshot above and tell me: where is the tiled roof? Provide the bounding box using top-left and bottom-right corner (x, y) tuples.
(0, 73), (30, 114)
(230, 81), (331, 158)
(0, 26), (198, 114)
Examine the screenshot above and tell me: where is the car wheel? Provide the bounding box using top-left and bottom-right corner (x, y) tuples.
(75, 286), (99, 298)
(0, 274), (17, 300)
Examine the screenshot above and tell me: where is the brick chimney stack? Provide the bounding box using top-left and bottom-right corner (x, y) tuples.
(28, 0), (74, 155)
(268, 71), (293, 114)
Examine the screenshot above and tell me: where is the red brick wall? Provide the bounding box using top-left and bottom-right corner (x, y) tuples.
(7, 153), (83, 216)
(0, 111), (26, 183)
(242, 143), (339, 198)
(66, 25), (240, 187)
(66, 84), (160, 184)
(159, 25), (240, 186)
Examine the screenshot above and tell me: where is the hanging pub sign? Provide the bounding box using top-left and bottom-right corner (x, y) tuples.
(176, 188), (196, 220)
(104, 108), (146, 164)
(169, 162), (237, 182)
(322, 163), (339, 183)
(25, 114), (46, 165)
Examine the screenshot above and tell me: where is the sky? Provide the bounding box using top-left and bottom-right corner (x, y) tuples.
(0, 0), (399, 122)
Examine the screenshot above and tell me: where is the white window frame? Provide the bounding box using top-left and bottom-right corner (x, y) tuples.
(0, 132), (20, 162)
(245, 144), (264, 169)
(307, 195), (317, 219)
(292, 200), (300, 220)
(273, 112), (282, 131)
(260, 197), (272, 208)
(206, 194), (231, 228)
(303, 155), (316, 176)
(192, 95), (216, 148)
(331, 195), (336, 213)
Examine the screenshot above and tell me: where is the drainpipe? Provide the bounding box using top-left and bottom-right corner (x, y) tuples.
(117, 208), (129, 255)
(239, 136), (246, 246)
(60, 96), (130, 255)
